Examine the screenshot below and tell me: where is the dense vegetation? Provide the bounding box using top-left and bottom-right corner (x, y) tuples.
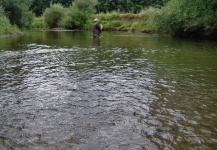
(59, 0), (98, 29)
(30, 0), (168, 16)
(150, 0), (217, 38)
(0, 6), (21, 35)
(1, 0), (34, 29)
(96, 0), (168, 13)
(1, 0), (217, 39)
(30, 0), (73, 16)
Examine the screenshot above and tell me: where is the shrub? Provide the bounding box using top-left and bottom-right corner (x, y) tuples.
(130, 22), (140, 32)
(20, 10), (35, 29)
(2, 0), (34, 29)
(120, 13), (137, 20)
(139, 7), (157, 19)
(43, 4), (65, 28)
(108, 11), (120, 20)
(92, 12), (153, 31)
(110, 20), (122, 28)
(31, 17), (47, 29)
(148, 7), (181, 34)
(118, 23), (131, 31)
(60, 0), (98, 29)
(60, 8), (88, 29)
(0, 6), (21, 35)
(147, 0), (217, 35)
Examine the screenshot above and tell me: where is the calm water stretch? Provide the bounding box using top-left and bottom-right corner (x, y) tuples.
(0, 31), (217, 150)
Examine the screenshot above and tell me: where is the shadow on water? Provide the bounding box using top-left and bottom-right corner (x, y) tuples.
(0, 31), (217, 149)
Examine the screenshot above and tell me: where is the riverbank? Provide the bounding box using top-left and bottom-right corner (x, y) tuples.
(3, 12), (216, 40)
(30, 12), (217, 40)
(0, 31), (24, 38)
(174, 28), (217, 40)
(0, 13), (23, 37)
(30, 12), (155, 34)
(0, 22), (24, 38)
(91, 12), (154, 33)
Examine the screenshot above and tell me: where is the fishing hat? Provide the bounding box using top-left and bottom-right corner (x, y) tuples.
(94, 18), (99, 22)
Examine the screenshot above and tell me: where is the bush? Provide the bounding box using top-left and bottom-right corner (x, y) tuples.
(148, 0), (217, 35)
(92, 12), (153, 32)
(118, 23), (131, 31)
(0, 6), (21, 35)
(110, 20), (122, 27)
(120, 13), (137, 20)
(2, 0), (34, 29)
(60, 8), (88, 29)
(139, 7), (157, 19)
(20, 10), (35, 29)
(130, 22), (140, 32)
(60, 0), (98, 29)
(31, 17), (47, 29)
(148, 7), (180, 34)
(43, 4), (65, 28)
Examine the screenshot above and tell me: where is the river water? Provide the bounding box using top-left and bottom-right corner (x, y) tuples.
(0, 31), (217, 150)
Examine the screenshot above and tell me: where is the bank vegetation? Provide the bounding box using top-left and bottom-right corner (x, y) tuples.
(0, 6), (22, 36)
(1, 0), (217, 39)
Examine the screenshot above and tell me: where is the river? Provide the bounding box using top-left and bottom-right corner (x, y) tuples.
(0, 31), (217, 150)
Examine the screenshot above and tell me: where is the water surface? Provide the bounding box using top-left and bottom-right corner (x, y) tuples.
(0, 31), (217, 150)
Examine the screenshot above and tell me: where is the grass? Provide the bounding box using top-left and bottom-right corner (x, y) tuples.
(29, 8), (157, 33)
(0, 6), (22, 36)
(0, 16), (22, 36)
(31, 17), (47, 29)
(90, 10), (154, 33)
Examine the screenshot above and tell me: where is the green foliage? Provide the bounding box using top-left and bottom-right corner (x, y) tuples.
(20, 10), (35, 29)
(120, 13), (137, 19)
(107, 11), (120, 20)
(29, 0), (168, 16)
(94, 12), (120, 21)
(2, 0), (34, 29)
(31, 17), (47, 29)
(138, 7), (157, 19)
(0, 6), (21, 35)
(43, 4), (65, 28)
(71, 0), (97, 13)
(60, 0), (98, 29)
(147, 7), (178, 33)
(2, 0), (215, 39)
(30, 0), (73, 16)
(148, 0), (217, 35)
(130, 22), (140, 32)
(118, 23), (131, 31)
(30, 0), (51, 17)
(60, 9), (88, 29)
(110, 20), (122, 28)
(97, 0), (168, 13)
(91, 12), (153, 32)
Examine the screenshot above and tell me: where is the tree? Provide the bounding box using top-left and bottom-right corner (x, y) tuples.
(30, 0), (73, 16)
(30, 0), (168, 16)
(43, 4), (65, 28)
(60, 0), (98, 29)
(2, 0), (34, 28)
(0, 6), (20, 35)
(149, 0), (217, 38)
(96, 0), (168, 13)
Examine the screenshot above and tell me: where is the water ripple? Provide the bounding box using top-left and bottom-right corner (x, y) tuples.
(1, 36), (217, 149)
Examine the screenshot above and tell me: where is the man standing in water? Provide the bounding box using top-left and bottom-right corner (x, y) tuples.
(92, 18), (102, 38)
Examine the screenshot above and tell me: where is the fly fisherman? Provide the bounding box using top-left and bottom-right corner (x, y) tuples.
(92, 18), (103, 38)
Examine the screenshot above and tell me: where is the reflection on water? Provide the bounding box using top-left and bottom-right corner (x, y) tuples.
(0, 31), (217, 149)
(92, 37), (101, 47)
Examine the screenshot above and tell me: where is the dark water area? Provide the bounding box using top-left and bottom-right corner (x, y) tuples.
(0, 31), (217, 150)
